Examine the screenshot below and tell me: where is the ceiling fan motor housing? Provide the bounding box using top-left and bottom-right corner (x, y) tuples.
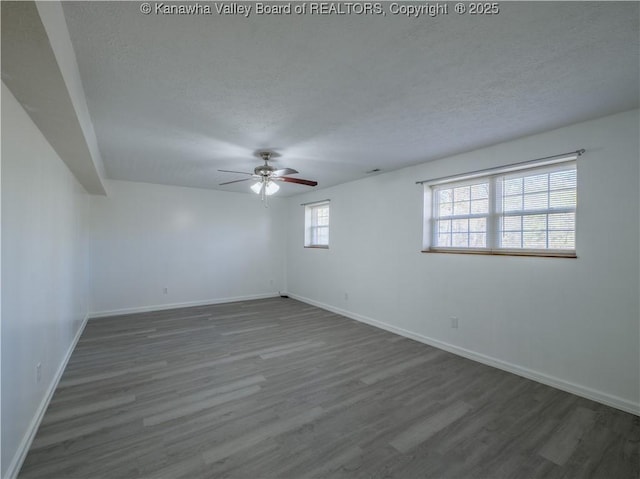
(255, 152), (275, 176)
(254, 164), (275, 176)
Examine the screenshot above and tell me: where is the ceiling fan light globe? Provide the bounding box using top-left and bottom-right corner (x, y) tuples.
(250, 182), (263, 194)
(265, 181), (280, 196)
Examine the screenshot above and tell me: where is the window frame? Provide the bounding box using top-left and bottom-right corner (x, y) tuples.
(425, 161), (577, 258)
(304, 201), (330, 249)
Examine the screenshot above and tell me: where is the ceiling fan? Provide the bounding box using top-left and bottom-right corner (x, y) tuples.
(218, 152), (318, 200)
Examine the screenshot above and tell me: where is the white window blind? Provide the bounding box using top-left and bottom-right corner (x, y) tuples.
(304, 201), (330, 247)
(434, 179), (490, 248)
(497, 167), (576, 250)
(428, 160), (577, 256)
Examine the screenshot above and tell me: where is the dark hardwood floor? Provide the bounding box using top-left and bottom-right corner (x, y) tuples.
(19, 298), (639, 478)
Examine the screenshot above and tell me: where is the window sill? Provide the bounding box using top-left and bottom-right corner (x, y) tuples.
(305, 245), (329, 249)
(422, 248), (577, 258)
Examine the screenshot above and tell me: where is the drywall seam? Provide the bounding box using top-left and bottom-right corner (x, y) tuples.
(287, 293), (640, 417)
(89, 293), (280, 319)
(4, 314), (89, 479)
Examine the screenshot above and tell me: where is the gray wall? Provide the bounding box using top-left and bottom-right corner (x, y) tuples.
(89, 180), (286, 316)
(285, 110), (640, 414)
(1, 83), (90, 478)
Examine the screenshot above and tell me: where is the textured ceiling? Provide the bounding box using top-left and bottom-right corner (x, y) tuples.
(62, 1), (639, 196)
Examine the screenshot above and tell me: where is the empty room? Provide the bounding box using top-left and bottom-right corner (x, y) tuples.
(1, 1), (639, 478)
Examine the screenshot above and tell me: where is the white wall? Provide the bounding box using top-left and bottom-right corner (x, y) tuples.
(1, 83), (90, 477)
(89, 181), (286, 315)
(285, 110), (640, 414)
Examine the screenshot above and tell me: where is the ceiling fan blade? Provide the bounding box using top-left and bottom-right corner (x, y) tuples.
(219, 178), (251, 185)
(278, 177), (318, 187)
(272, 168), (299, 177)
(218, 169), (253, 175)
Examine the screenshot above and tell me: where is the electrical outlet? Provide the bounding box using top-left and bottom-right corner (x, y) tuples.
(344, 292), (349, 301)
(269, 279), (274, 286)
(36, 363), (42, 383)
(450, 317), (459, 329)
(163, 287), (168, 294)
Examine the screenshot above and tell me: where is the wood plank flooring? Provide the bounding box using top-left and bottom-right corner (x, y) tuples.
(19, 298), (639, 478)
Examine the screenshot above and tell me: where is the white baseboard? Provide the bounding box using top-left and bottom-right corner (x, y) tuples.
(286, 293), (640, 417)
(4, 314), (90, 479)
(89, 293), (281, 319)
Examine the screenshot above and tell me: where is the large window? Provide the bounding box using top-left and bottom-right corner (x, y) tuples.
(427, 160), (577, 257)
(305, 201), (330, 248)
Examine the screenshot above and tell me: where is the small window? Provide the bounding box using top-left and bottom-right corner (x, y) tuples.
(305, 201), (330, 248)
(427, 160), (577, 257)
